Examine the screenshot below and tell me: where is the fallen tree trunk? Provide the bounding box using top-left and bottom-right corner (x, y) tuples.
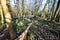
(15, 22), (33, 40)
(24, 18), (32, 22)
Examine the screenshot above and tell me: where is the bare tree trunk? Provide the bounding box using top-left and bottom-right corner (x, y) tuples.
(22, 0), (24, 17)
(55, 10), (60, 22)
(14, 0), (19, 18)
(0, 5), (4, 24)
(50, 0), (56, 21)
(54, 0), (60, 17)
(1, 0), (16, 40)
(53, 0), (60, 22)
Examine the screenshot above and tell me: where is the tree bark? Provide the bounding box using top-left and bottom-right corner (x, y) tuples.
(0, 5), (4, 24)
(53, 0), (60, 21)
(1, 0), (16, 40)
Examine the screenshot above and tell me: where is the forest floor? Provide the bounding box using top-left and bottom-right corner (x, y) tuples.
(0, 16), (60, 40)
(26, 16), (60, 40)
